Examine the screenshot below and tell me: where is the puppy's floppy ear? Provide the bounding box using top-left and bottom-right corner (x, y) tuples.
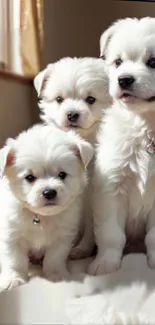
(0, 145), (15, 177)
(100, 24), (117, 59)
(33, 64), (53, 97)
(67, 131), (94, 168)
(74, 140), (94, 169)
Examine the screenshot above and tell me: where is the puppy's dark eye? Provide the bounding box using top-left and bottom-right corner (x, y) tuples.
(58, 171), (67, 180)
(25, 174), (37, 183)
(147, 58), (155, 69)
(56, 96), (64, 103)
(85, 96), (96, 105)
(115, 58), (122, 68)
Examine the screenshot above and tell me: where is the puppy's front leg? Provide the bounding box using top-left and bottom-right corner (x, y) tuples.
(88, 192), (127, 275)
(145, 200), (155, 269)
(43, 238), (73, 282)
(0, 242), (28, 291)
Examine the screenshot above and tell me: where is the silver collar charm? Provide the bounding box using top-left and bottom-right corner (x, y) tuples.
(146, 132), (155, 155)
(33, 215), (40, 225)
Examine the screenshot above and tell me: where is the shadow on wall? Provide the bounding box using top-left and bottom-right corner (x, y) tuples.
(0, 78), (39, 147)
(43, 0), (155, 65)
(120, 0), (155, 2)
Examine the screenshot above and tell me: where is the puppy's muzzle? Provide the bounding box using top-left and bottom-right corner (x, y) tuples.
(43, 189), (57, 200)
(118, 76), (135, 90)
(67, 112), (79, 123)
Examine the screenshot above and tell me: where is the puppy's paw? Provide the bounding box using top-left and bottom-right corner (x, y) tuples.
(87, 249), (121, 275)
(70, 245), (93, 260)
(0, 274), (27, 292)
(88, 259), (120, 275)
(44, 268), (70, 282)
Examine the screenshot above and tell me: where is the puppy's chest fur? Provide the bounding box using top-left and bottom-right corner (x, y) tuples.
(102, 109), (155, 237)
(119, 134), (155, 208)
(121, 144), (155, 238)
(21, 210), (60, 250)
(9, 204), (78, 257)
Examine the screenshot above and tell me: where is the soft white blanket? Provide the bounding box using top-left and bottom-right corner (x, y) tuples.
(0, 254), (155, 324)
(67, 254), (155, 324)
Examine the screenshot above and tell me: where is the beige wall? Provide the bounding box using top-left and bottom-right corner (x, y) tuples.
(44, 0), (155, 65)
(44, 0), (116, 64)
(115, 1), (155, 19)
(0, 78), (38, 147)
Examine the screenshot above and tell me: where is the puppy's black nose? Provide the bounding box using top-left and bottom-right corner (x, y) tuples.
(67, 112), (79, 123)
(43, 189), (57, 200)
(118, 76), (135, 89)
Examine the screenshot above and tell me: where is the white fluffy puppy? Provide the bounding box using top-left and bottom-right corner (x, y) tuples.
(34, 57), (110, 143)
(89, 17), (155, 275)
(34, 57), (111, 259)
(0, 124), (93, 291)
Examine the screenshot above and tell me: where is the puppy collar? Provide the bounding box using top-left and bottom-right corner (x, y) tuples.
(146, 131), (155, 155)
(33, 215), (40, 225)
(23, 202), (46, 229)
(32, 215), (49, 231)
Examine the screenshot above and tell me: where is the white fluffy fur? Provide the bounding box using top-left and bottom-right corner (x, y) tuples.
(88, 17), (155, 275)
(34, 57), (111, 259)
(67, 295), (153, 325)
(0, 124), (93, 291)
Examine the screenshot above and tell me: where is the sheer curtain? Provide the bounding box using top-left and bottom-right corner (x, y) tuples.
(0, 0), (10, 71)
(10, 0), (23, 74)
(0, 0), (43, 76)
(20, 0), (43, 77)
